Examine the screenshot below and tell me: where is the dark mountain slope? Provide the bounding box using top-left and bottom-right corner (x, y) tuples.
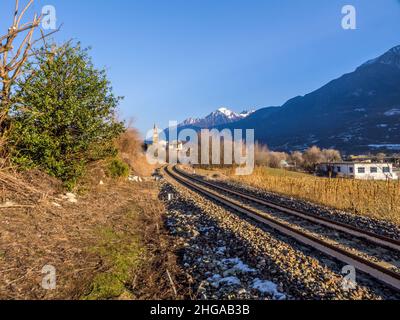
(220, 46), (400, 153)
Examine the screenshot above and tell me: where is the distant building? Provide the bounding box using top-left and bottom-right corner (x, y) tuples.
(318, 162), (398, 180)
(346, 154), (400, 167)
(280, 160), (292, 168)
(153, 124), (159, 146)
(150, 125), (183, 151)
(168, 140), (184, 152)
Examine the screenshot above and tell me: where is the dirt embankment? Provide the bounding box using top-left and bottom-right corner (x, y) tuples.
(0, 166), (185, 300)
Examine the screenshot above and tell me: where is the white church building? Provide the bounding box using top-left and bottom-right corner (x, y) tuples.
(151, 125), (184, 152)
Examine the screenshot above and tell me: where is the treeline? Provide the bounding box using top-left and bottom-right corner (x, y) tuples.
(193, 135), (342, 172)
(255, 145), (342, 171)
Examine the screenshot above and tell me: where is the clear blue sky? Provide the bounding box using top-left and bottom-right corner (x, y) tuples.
(1, 0), (400, 135)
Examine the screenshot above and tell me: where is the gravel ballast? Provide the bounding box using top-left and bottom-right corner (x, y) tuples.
(160, 174), (400, 300)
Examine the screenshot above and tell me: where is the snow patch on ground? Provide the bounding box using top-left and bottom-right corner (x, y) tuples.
(199, 226), (215, 232)
(252, 279), (286, 300)
(221, 258), (256, 273)
(219, 276), (241, 286)
(207, 274), (241, 287)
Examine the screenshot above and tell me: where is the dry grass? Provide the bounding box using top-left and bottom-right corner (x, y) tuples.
(0, 164), (184, 300)
(0, 169), (62, 205)
(0, 125), (172, 299)
(82, 182), (188, 300)
(202, 166), (400, 225)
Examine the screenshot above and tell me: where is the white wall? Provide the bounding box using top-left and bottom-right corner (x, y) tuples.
(334, 164), (354, 176)
(354, 163), (397, 180)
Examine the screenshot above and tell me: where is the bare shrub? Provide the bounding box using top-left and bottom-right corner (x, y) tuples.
(322, 149), (342, 163)
(255, 145), (341, 172)
(1, 0), (59, 143)
(290, 151), (304, 168)
(268, 152), (289, 168)
(254, 144), (289, 168)
(303, 146), (324, 170)
(376, 153), (386, 162)
(116, 128), (143, 167)
(255, 143), (270, 166)
(115, 127), (157, 177)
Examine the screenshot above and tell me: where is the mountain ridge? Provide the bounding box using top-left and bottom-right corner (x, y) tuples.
(172, 45), (400, 153)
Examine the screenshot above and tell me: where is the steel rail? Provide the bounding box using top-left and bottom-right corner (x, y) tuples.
(174, 166), (400, 252)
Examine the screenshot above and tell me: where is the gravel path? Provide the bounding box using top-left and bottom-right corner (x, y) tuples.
(160, 175), (400, 300)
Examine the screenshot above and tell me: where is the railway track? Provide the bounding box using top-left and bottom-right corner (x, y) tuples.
(163, 165), (400, 292)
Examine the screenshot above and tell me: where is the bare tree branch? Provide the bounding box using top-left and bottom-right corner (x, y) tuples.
(0, 0), (60, 133)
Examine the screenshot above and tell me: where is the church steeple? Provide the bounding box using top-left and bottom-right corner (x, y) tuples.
(153, 124), (159, 145)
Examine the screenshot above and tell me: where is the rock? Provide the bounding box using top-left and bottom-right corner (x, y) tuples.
(191, 230), (200, 238)
(128, 175), (143, 183)
(237, 288), (247, 295)
(62, 193), (78, 204)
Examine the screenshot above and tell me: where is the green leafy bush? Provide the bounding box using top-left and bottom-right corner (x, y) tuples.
(10, 42), (124, 188)
(107, 159), (130, 178)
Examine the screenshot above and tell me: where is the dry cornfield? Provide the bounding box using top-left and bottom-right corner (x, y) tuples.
(222, 167), (400, 225)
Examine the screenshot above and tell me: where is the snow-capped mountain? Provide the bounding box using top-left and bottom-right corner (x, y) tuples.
(179, 107), (255, 128)
(170, 45), (400, 153)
